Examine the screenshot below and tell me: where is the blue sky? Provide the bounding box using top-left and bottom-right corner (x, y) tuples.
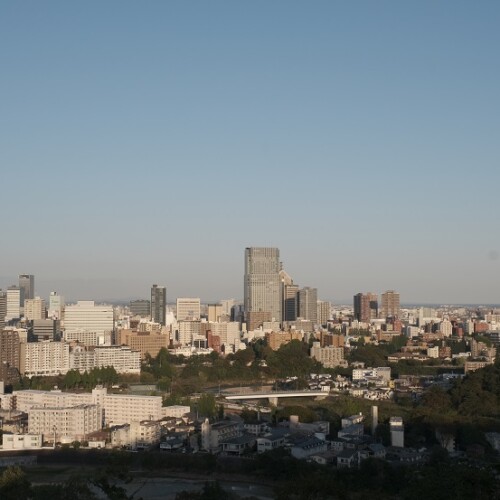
(1, 1), (499, 303)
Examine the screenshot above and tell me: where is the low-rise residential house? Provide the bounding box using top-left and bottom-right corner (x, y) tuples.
(256, 429), (289, 454)
(309, 450), (337, 465)
(337, 449), (358, 468)
(160, 436), (185, 451)
(2, 433), (42, 450)
(244, 421), (268, 435)
(290, 436), (328, 460)
(221, 434), (256, 455)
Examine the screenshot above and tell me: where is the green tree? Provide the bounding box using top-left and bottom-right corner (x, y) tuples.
(0, 467), (32, 500)
(197, 393), (216, 419)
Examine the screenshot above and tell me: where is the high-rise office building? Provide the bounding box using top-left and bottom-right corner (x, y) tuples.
(244, 247), (281, 322)
(353, 293), (378, 322)
(380, 290), (400, 319)
(298, 287), (318, 323)
(280, 268), (298, 322)
(176, 298), (201, 321)
(6, 286), (21, 321)
(48, 292), (65, 320)
(151, 285), (167, 326)
(18, 274), (34, 307)
(129, 299), (151, 317)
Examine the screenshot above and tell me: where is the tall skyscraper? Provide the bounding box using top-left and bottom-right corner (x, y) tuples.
(129, 299), (151, 317)
(0, 290), (6, 331)
(280, 268), (298, 322)
(317, 300), (331, 326)
(381, 290), (400, 319)
(244, 247), (281, 322)
(18, 274), (34, 307)
(48, 292), (65, 320)
(151, 285), (167, 326)
(353, 292), (378, 322)
(24, 297), (46, 321)
(298, 287), (318, 323)
(6, 286), (21, 321)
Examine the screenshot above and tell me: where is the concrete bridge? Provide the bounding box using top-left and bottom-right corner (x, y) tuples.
(224, 389), (328, 406)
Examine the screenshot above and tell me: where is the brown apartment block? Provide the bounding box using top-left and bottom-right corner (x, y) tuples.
(320, 332), (345, 348)
(265, 330), (302, 351)
(117, 329), (170, 360)
(246, 311), (272, 331)
(207, 331), (221, 353)
(0, 329), (21, 382)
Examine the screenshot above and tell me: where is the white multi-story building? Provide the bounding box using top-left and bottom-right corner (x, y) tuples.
(28, 404), (102, 443)
(310, 342), (345, 368)
(177, 320), (200, 346)
(94, 346), (140, 374)
(97, 391), (163, 426)
(64, 301), (114, 343)
(10, 386), (163, 428)
(176, 298), (201, 321)
(352, 367), (391, 382)
(439, 319), (453, 337)
(208, 321), (240, 347)
(24, 297), (46, 321)
(162, 405), (191, 418)
(69, 344), (96, 373)
(110, 420), (161, 449)
(64, 330), (112, 346)
(21, 341), (70, 377)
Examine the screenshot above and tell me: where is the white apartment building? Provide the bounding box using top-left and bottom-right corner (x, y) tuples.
(69, 344), (96, 372)
(8, 389), (92, 412)
(10, 386), (163, 428)
(94, 346), (140, 374)
(64, 301), (114, 339)
(28, 404), (102, 443)
(176, 298), (201, 321)
(162, 405), (191, 418)
(99, 392), (163, 426)
(21, 341), (70, 377)
(439, 319), (453, 337)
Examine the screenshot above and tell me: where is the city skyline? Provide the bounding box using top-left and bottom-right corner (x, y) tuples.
(1, 2), (500, 304)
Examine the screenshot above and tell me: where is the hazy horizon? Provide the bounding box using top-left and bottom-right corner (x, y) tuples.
(2, 2), (499, 304)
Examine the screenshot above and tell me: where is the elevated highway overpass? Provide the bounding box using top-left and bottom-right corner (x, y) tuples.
(224, 389), (329, 406)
